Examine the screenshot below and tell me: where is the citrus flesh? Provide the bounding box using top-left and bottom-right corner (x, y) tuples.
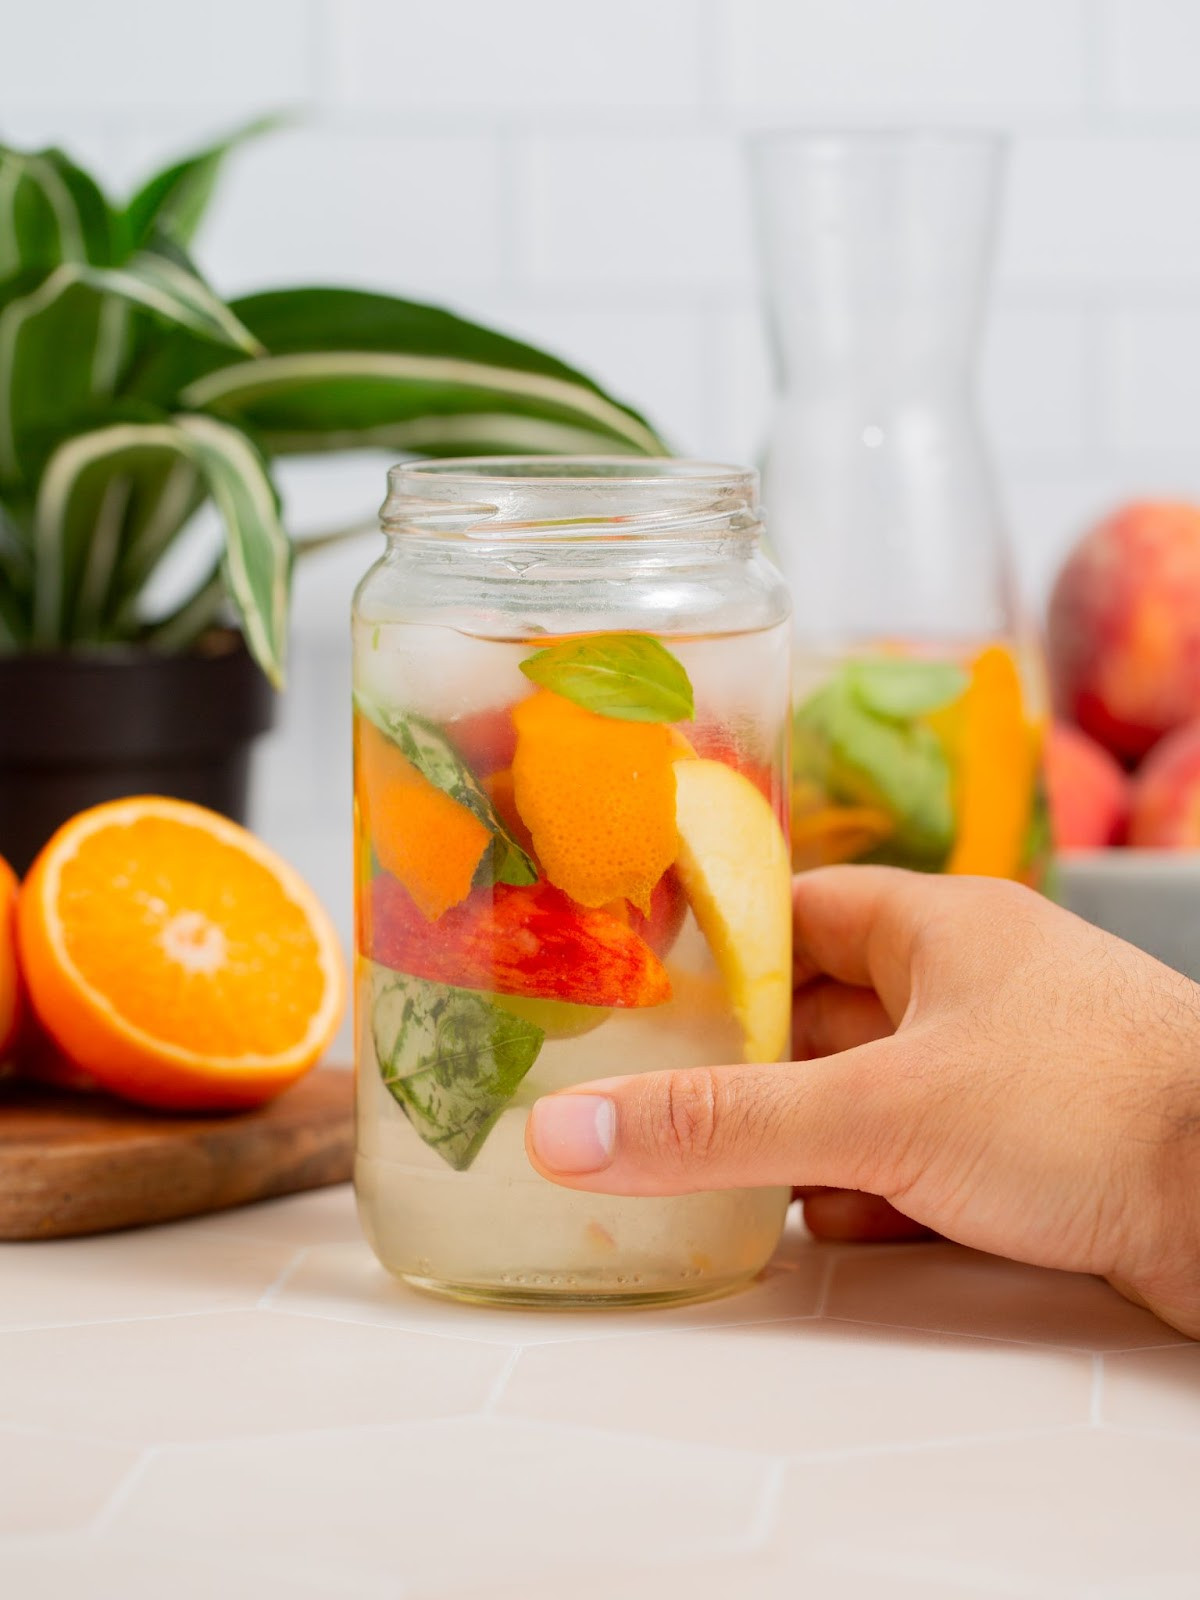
(18, 797), (345, 1110)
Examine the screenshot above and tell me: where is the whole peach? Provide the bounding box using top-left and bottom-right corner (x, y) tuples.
(1128, 720), (1200, 848)
(1047, 502), (1200, 762)
(1044, 722), (1130, 850)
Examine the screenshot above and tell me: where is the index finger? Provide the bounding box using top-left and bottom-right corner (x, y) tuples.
(792, 864), (935, 1024)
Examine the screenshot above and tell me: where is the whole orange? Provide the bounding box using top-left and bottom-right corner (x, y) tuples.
(0, 854), (20, 1058)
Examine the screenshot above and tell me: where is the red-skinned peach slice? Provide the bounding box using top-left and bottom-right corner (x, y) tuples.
(685, 723), (787, 833)
(367, 874), (671, 1008)
(628, 869), (688, 960)
(445, 705), (518, 778)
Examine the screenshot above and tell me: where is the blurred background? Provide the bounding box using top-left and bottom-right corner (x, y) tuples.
(6, 0), (1197, 961)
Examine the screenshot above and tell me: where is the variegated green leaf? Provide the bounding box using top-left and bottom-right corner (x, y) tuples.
(32, 416), (288, 682)
(0, 498), (30, 648)
(131, 288), (669, 456)
(31, 420), (187, 644)
(174, 414), (289, 687)
(0, 146), (116, 282)
(124, 115), (281, 250)
(181, 350), (665, 457)
(113, 454), (204, 608)
(95, 252), (264, 357)
(0, 255), (262, 490)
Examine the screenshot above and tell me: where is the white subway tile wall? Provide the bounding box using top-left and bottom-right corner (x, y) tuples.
(7, 0), (1200, 973)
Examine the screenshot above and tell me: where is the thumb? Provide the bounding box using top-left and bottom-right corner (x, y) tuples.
(525, 1036), (928, 1198)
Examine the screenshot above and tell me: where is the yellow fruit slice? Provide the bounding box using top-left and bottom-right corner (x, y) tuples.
(672, 759), (792, 1063)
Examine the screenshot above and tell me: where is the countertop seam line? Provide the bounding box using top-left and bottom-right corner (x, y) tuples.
(85, 1443), (161, 1538)
(1089, 1351), (1105, 1424)
(256, 1245), (310, 1308)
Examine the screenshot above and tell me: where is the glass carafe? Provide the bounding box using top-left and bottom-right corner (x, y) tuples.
(749, 130), (1049, 884)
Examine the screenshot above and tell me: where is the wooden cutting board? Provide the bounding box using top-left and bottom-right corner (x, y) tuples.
(0, 1068), (355, 1240)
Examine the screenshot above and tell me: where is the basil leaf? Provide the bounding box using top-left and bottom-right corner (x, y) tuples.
(1019, 771), (1057, 899)
(371, 965), (545, 1171)
(520, 632), (694, 723)
(796, 677), (955, 864)
(847, 658), (969, 721)
(355, 693), (537, 887)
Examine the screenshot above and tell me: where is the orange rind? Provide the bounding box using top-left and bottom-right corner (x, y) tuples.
(18, 797), (345, 1110)
(511, 690), (680, 914)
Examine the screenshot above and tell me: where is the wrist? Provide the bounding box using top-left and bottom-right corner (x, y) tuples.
(1120, 1062), (1200, 1339)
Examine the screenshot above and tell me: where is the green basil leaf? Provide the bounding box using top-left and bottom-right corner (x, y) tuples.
(795, 676), (955, 863)
(371, 965), (544, 1171)
(1019, 771), (1057, 898)
(520, 632), (694, 723)
(355, 693), (537, 887)
(847, 657), (969, 721)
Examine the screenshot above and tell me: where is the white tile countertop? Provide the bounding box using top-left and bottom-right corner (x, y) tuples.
(0, 1187), (1196, 1599)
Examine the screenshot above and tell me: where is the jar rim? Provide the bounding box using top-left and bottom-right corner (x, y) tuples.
(381, 456), (761, 542)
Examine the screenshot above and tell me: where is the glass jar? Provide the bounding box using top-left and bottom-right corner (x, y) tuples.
(749, 131), (1050, 885)
(352, 457), (793, 1308)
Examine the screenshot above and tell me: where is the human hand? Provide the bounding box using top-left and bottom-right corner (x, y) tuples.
(526, 868), (1200, 1337)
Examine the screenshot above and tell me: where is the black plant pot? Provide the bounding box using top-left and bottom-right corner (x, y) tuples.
(0, 632), (277, 874)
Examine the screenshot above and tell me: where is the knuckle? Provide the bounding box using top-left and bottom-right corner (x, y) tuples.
(659, 1068), (722, 1165)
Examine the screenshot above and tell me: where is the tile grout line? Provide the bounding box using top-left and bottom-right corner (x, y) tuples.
(0, 1418), (146, 1449)
(780, 1419), (1095, 1469)
(479, 1347), (523, 1415)
(256, 1246), (311, 1310)
(1089, 1353), (1105, 1426)
(744, 1457), (787, 1552)
(85, 1444), (161, 1538)
(259, 1301), (545, 1353)
(473, 1409), (786, 1468)
(255, 1269), (833, 1350)
(811, 1250), (839, 1318)
(812, 1313), (1135, 1358)
(0, 1304), (255, 1337)
(1096, 1421), (1200, 1444)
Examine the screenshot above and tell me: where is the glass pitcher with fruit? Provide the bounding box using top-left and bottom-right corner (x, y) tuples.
(352, 458), (792, 1307)
(750, 130), (1048, 881)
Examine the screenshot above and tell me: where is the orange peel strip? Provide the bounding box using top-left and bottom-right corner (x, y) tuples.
(511, 690), (679, 914)
(356, 716), (490, 922)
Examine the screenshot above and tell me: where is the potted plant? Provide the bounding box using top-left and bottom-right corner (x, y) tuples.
(0, 124), (666, 871)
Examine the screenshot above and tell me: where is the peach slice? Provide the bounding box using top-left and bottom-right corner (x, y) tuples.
(367, 874), (671, 1009)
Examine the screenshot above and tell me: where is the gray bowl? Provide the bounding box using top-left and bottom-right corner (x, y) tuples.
(1058, 851), (1200, 983)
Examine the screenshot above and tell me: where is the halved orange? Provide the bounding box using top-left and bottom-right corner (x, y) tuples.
(0, 854), (20, 1059)
(18, 798), (346, 1111)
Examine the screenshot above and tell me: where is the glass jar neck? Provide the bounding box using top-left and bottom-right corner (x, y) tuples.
(380, 457), (763, 550)
(750, 131), (1003, 397)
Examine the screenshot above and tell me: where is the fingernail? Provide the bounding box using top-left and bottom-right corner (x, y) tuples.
(529, 1095), (616, 1173)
